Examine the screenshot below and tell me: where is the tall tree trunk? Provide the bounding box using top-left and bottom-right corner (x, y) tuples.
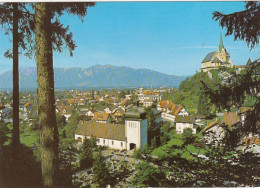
(35, 3), (59, 186)
(12, 2), (20, 162)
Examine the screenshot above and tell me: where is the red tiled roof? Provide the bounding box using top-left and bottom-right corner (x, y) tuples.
(143, 90), (152, 95)
(173, 105), (183, 116)
(158, 100), (174, 109)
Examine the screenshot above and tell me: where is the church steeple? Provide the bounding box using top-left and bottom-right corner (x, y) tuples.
(219, 34), (224, 52)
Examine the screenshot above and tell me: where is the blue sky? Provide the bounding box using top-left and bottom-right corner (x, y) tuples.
(0, 2), (259, 76)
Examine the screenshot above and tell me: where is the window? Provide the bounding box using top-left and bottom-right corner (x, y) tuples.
(97, 139), (100, 143)
(121, 142), (123, 147)
(112, 141), (114, 145)
(103, 139), (105, 144)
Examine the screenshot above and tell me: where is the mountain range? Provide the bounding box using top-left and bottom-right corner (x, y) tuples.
(0, 64), (187, 89)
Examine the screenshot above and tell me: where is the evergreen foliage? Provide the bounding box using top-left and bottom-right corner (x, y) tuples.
(79, 137), (97, 169)
(213, 1), (260, 49)
(92, 149), (112, 187)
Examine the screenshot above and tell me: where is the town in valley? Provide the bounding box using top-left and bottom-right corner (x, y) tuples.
(0, 1), (259, 187)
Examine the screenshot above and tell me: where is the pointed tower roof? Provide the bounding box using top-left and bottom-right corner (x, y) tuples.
(246, 58), (252, 66)
(219, 34), (224, 52)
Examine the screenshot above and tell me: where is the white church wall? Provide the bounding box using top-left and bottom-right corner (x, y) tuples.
(75, 134), (126, 150)
(125, 119), (141, 150)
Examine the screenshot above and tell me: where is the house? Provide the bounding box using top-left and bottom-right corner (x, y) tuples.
(56, 105), (74, 121)
(75, 106), (148, 150)
(175, 115), (196, 134)
(56, 99), (70, 106)
(157, 100), (174, 112)
(158, 100), (188, 122)
(68, 98), (86, 106)
(92, 112), (111, 123)
(119, 98), (132, 110)
(240, 136), (260, 154)
(137, 89), (162, 104)
(171, 105), (188, 116)
(112, 107), (125, 121)
(85, 109), (95, 118)
(104, 107), (112, 114)
(202, 120), (225, 144)
(143, 99), (153, 108)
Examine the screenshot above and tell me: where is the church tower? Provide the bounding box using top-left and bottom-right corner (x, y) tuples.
(125, 106), (147, 150)
(201, 34), (234, 72)
(218, 34), (227, 62)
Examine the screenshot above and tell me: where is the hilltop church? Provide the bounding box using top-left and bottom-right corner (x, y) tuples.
(201, 35), (234, 72)
(75, 106), (148, 150)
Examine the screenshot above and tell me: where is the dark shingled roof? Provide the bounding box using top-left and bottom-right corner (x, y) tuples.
(175, 115), (195, 124)
(246, 58), (252, 66)
(202, 51), (217, 63)
(219, 34), (224, 52)
(212, 57), (222, 64)
(75, 121), (125, 141)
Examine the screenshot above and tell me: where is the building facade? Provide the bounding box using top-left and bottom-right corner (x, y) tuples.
(201, 35), (234, 72)
(75, 106), (148, 150)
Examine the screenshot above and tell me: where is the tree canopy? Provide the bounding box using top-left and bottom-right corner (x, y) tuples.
(213, 1), (260, 49)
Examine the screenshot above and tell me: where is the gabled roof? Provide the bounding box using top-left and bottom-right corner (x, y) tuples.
(75, 121), (125, 141)
(172, 105), (183, 116)
(175, 115), (195, 124)
(158, 100), (174, 109)
(113, 107), (125, 117)
(203, 119), (222, 132)
(223, 112), (240, 130)
(120, 98), (129, 107)
(93, 112), (110, 121)
(56, 105), (74, 115)
(202, 51), (217, 63)
(212, 57), (222, 64)
(143, 90), (152, 95)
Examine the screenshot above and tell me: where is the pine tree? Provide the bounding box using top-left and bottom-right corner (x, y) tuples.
(213, 2), (260, 49)
(34, 3), (95, 186)
(92, 149), (111, 187)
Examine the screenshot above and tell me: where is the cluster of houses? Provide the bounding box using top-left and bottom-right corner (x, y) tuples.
(1, 87), (259, 153)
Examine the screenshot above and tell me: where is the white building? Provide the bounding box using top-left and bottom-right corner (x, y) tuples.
(175, 115), (196, 134)
(75, 106), (148, 150)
